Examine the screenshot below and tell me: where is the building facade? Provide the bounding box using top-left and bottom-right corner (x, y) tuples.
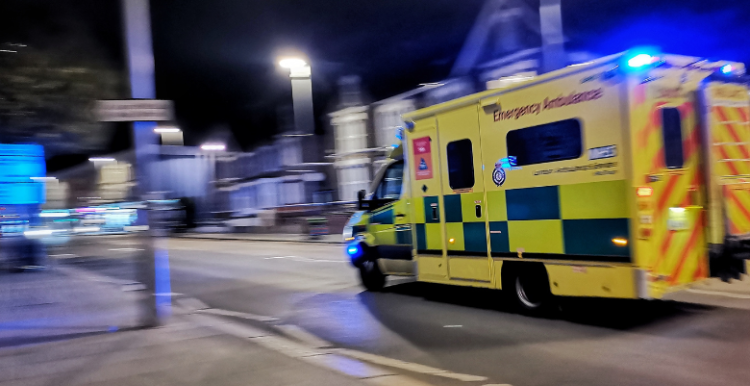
(328, 0), (598, 200)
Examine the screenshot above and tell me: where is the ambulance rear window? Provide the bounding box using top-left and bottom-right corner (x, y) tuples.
(661, 108), (684, 169)
(447, 139), (475, 190)
(506, 119), (582, 166)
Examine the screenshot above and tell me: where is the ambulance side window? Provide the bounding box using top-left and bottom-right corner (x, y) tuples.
(661, 108), (684, 169)
(506, 119), (582, 166)
(373, 161), (404, 200)
(447, 139), (475, 189)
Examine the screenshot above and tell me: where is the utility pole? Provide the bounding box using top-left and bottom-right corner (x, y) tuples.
(122, 0), (170, 327)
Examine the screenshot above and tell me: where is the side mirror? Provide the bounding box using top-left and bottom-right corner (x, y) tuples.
(357, 190), (367, 210)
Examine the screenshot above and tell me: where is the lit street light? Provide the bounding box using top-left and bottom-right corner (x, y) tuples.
(278, 54), (316, 166)
(278, 58), (307, 69)
(200, 142), (226, 221)
(155, 126), (184, 145)
(201, 143), (226, 151)
(154, 127), (181, 133)
(89, 157), (116, 162)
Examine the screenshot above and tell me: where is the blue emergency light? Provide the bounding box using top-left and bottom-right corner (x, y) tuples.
(721, 64), (733, 74)
(395, 126), (404, 141)
(627, 54), (655, 68)
(346, 243), (365, 264)
(347, 244), (361, 256)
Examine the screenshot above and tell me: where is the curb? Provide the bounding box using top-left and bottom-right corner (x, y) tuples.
(173, 234), (342, 245)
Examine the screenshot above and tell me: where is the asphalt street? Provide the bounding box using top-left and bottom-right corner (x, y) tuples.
(66, 238), (750, 386)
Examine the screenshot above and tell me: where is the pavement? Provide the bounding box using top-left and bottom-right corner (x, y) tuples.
(0, 267), (141, 348)
(0, 254), (442, 386)
(663, 270), (750, 309)
(4, 236), (750, 386)
(0, 312), (421, 386)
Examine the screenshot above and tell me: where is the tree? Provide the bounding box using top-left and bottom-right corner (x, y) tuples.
(0, 4), (124, 157)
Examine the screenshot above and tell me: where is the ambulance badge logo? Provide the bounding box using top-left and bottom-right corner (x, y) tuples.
(493, 156), (516, 186)
(492, 163), (506, 186)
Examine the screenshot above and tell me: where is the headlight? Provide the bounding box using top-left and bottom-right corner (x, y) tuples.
(342, 226), (354, 241)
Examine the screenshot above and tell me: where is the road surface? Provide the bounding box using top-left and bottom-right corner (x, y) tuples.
(70, 237), (750, 386)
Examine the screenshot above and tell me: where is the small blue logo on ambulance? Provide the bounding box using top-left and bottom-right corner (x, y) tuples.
(492, 157), (517, 186)
(492, 166), (506, 186)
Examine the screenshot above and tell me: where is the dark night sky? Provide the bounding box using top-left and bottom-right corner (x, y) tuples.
(2, 0), (750, 154)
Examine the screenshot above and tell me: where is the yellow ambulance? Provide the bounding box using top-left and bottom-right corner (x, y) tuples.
(343, 49), (750, 313)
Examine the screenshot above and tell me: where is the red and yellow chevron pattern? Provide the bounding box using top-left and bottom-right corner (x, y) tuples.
(632, 84), (708, 292)
(713, 104), (750, 236)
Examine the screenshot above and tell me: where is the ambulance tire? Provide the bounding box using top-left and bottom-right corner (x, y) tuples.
(359, 259), (386, 291)
(503, 263), (553, 315)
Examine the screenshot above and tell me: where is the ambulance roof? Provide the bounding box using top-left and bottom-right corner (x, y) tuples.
(402, 51), (745, 122)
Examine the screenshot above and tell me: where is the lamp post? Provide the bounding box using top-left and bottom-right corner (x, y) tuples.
(540, 0), (565, 73)
(122, 0), (164, 328)
(278, 57), (316, 164)
(201, 143), (225, 222)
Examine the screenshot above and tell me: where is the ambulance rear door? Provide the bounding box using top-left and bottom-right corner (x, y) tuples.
(630, 73), (707, 294)
(699, 79), (750, 246)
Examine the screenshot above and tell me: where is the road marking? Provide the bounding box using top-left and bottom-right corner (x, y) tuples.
(54, 265), (138, 286)
(686, 288), (750, 299)
(197, 306), (280, 323)
(181, 303), (491, 384)
(364, 375), (435, 386)
(122, 283), (147, 291)
(300, 353), (394, 379)
(443, 325), (463, 328)
(177, 297), (210, 311)
(277, 324), (333, 348)
(192, 313), (270, 338)
(335, 348), (488, 382)
(251, 335), (325, 358)
(49, 254), (77, 259)
(264, 255), (346, 263)
(187, 312), (424, 384)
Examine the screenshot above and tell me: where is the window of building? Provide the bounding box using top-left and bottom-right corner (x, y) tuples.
(661, 108), (684, 169)
(447, 139), (475, 190)
(506, 119), (582, 166)
(373, 161), (404, 200)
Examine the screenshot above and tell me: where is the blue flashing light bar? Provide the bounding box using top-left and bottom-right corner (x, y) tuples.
(627, 54), (655, 68)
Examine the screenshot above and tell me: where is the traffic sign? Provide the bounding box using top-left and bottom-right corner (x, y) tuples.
(95, 99), (174, 122)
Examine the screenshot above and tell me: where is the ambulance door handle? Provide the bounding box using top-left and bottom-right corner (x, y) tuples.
(475, 204), (482, 218)
(431, 207), (439, 221)
(395, 213), (406, 218)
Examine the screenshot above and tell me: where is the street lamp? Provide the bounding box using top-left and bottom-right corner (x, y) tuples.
(155, 126), (184, 145)
(278, 55), (316, 168)
(154, 127), (181, 133)
(200, 142), (225, 222)
(201, 143), (226, 151)
(279, 58), (307, 69)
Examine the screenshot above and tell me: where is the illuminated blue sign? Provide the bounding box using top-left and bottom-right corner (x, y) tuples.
(0, 144), (46, 204)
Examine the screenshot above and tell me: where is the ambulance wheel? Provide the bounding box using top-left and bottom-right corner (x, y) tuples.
(359, 260), (386, 291)
(503, 263), (552, 315)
